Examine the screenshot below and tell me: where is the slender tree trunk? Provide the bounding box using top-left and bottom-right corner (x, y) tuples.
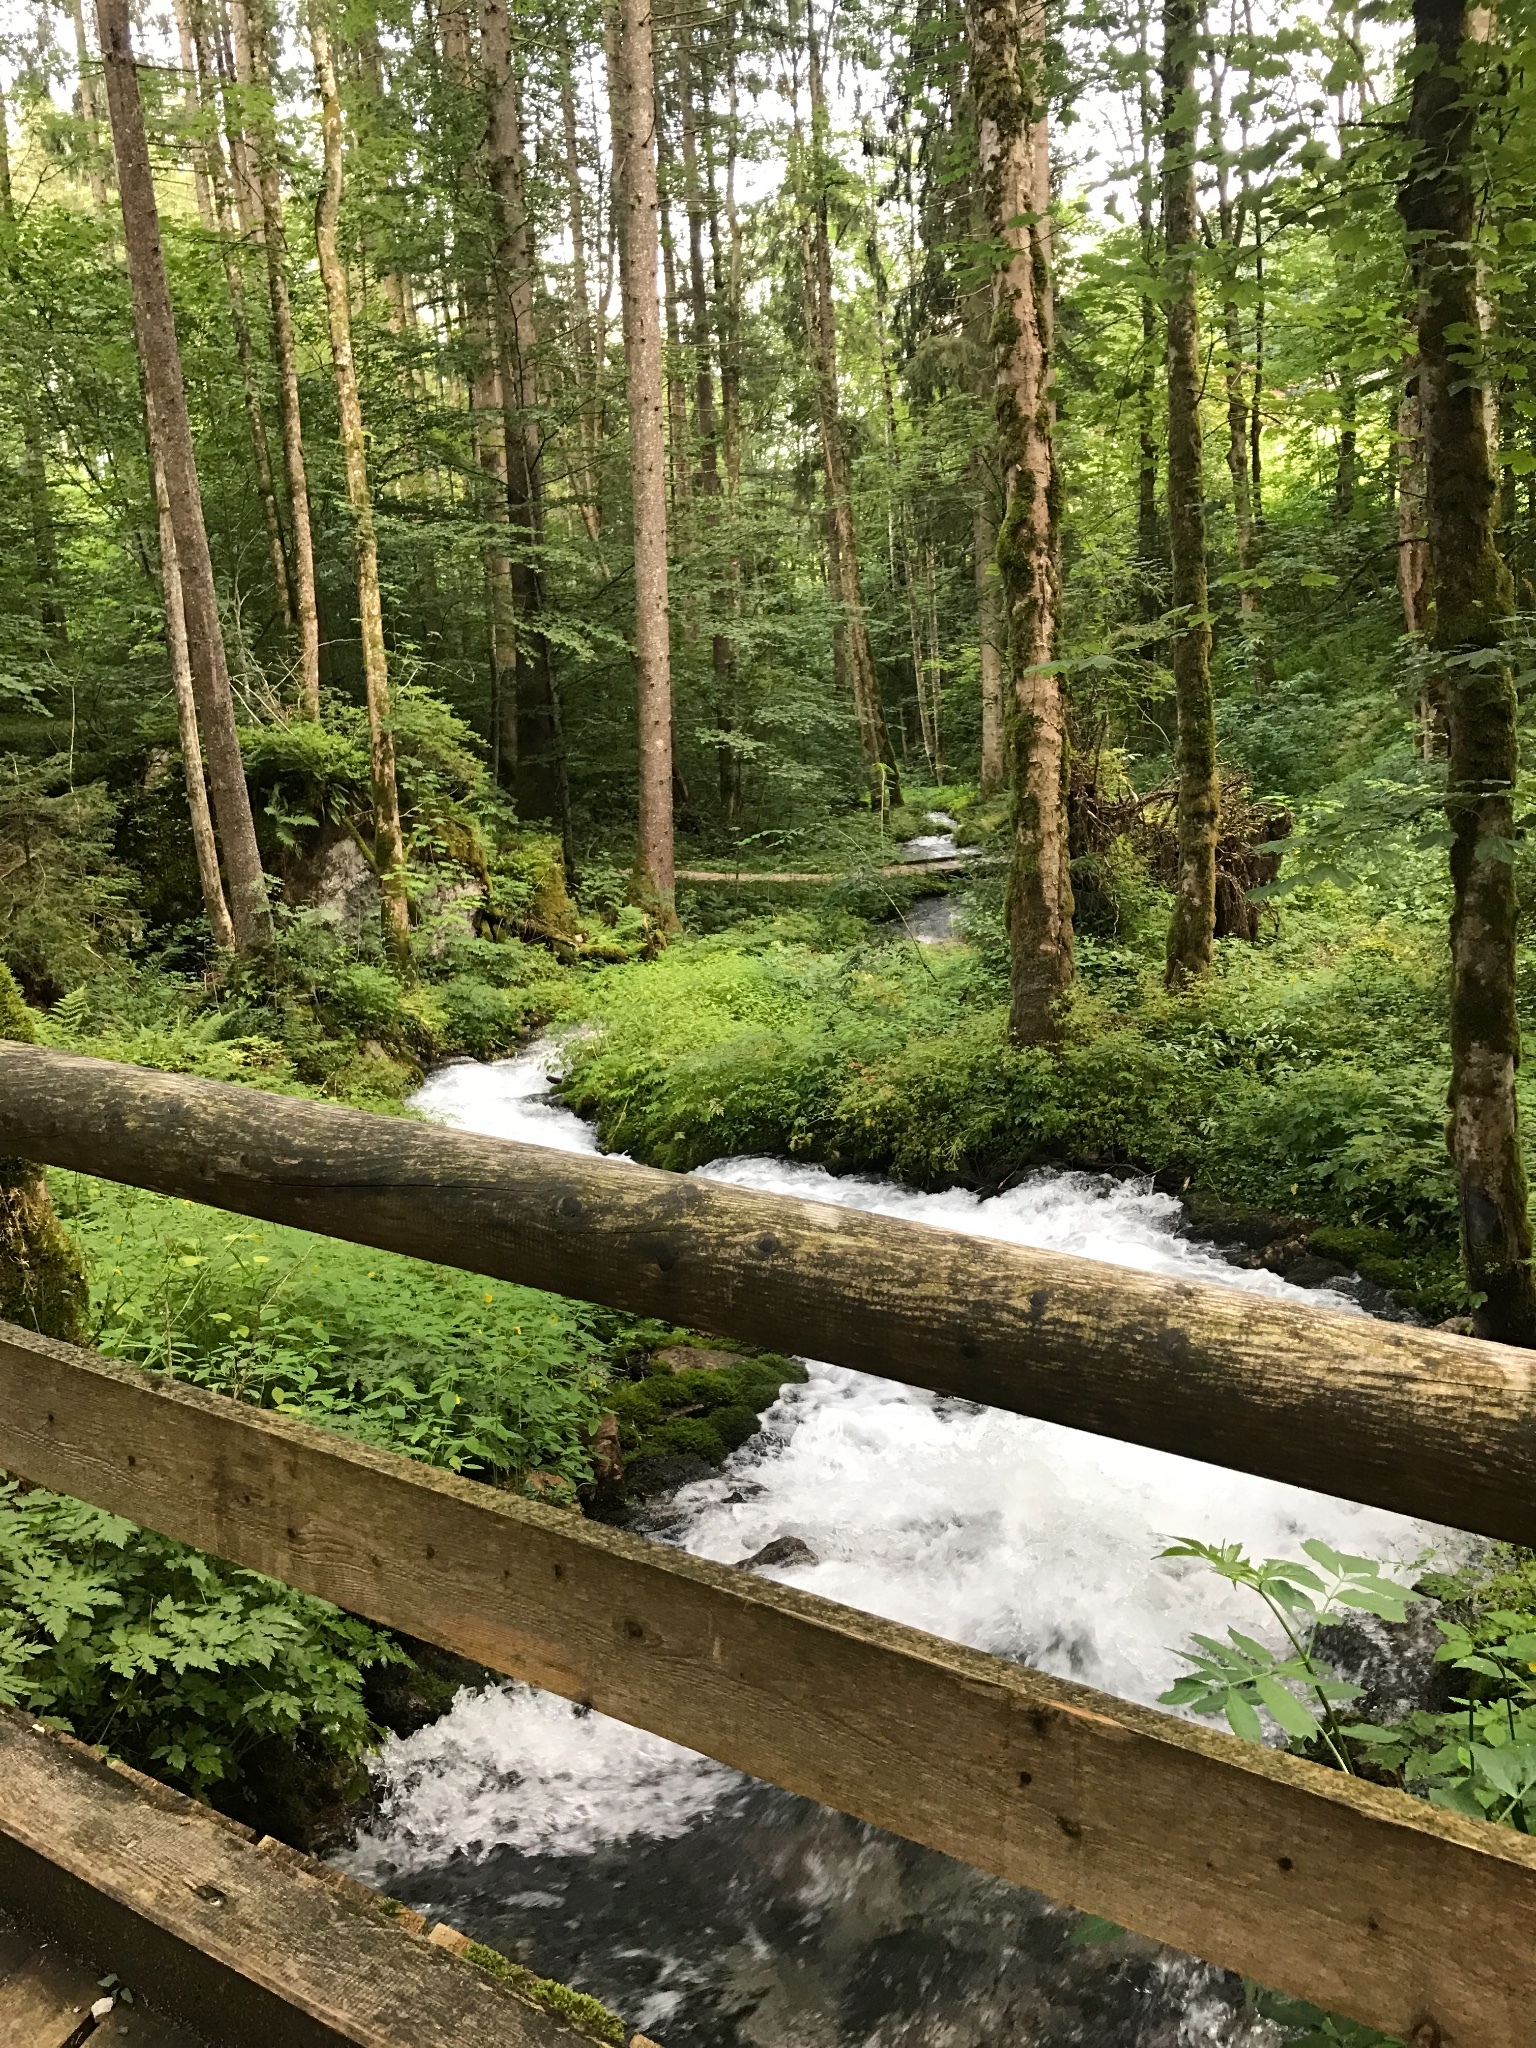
(96, 0), (272, 953)
(607, 0), (677, 923)
(310, 18), (410, 964)
(1334, 368), (1359, 518)
(1250, 201), (1265, 530)
(482, 0), (572, 851)
(656, 126), (694, 532)
(154, 448), (235, 952)
(800, 13), (900, 806)
(558, 37), (602, 541)
(185, 0), (293, 633)
(69, 0), (111, 212)
(230, 0), (320, 716)
(0, 94), (67, 647)
(968, 0), (1071, 1042)
(1161, 0), (1218, 986)
(1400, 0), (1535, 1344)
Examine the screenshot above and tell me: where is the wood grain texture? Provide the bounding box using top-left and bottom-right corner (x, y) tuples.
(0, 1711), (603, 2048)
(0, 1941), (104, 2048)
(2, 1040), (1534, 1544)
(1, 1322), (1534, 2046)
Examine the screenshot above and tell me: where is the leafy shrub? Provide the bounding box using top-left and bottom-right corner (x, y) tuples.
(65, 1180), (615, 1487)
(0, 1481), (402, 1796)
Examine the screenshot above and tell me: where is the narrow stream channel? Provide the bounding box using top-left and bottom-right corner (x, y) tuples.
(341, 1045), (1454, 2048)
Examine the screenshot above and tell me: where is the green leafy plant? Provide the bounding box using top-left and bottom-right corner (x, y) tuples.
(0, 1481), (403, 1795)
(1158, 1537), (1419, 1769)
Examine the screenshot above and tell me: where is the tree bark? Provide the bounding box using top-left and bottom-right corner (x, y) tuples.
(800, 14), (901, 807)
(153, 448), (236, 953)
(482, 0), (572, 850)
(0, 92), (67, 647)
(1399, 0), (1535, 1344)
(96, 0), (272, 954)
(230, 0), (321, 717)
(607, 0), (677, 924)
(184, 0), (293, 634)
(310, 17), (411, 966)
(0, 971), (87, 1344)
(1161, 0), (1218, 986)
(968, 0), (1071, 1042)
(558, 36), (602, 541)
(973, 471), (1006, 796)
(68, 0), (111, 213)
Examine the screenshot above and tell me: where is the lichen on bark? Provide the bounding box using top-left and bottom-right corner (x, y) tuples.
(968, 0), (1073, 1046)
(0, 965), (87, 1341)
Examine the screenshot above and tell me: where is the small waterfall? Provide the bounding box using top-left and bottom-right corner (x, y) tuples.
(342, 1046), (1454, 2047)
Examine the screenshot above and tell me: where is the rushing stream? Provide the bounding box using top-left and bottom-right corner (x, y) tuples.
(342, 1045), (1454, 2048)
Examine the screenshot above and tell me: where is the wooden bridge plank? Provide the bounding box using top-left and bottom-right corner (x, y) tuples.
(0, 1320), (1531, 2047)
(0, 1941), (108, 2048)
(0, 1043), (1533, 1547)
(0, 1713), (607, 2048)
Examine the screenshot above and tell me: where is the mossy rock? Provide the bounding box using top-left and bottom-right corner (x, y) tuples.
(1307, 1224), (1464, 1322)
(605, 1348), (808, 1473)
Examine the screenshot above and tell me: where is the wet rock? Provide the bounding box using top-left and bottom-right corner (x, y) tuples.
(1437, 1314), (1476, 1335)
(617, 1453), (719, 1501)
(653, 1345), (741, 1374)
(1269, 1249), (1350, 1290)
(737, 1536), (818, 1572)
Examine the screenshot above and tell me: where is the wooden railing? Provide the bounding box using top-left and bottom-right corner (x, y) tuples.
(2, 1041), (1535, 2046)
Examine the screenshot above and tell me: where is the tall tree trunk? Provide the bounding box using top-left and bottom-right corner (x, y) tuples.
(1334, 368), (1359, 518)
(1400, 0), (1535, 1344)
(69, 0), (111, 212)
(558, 37), (602, 541)
(968, 0), (1071, 1042)
(656, 125), (694, 532)
(154, 448), (235, 952)
(607, 0), (677, 923)
(310, 17), (411, 965)
(185, 0), (293, 633)
(680, 30), (738, 815)
(96, 0), (272, 953)
(482, 0), (572, 851)
(801, 11), (901, 806)
(1161, 0), (1218, 986)
(230, 0), (321, 716)
(0, 92), (67, 647)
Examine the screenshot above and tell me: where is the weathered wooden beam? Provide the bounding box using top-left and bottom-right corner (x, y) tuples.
(0, 1041), (1531, 1542)
(1, 1321), (1533, 2047)
(0, 1710), (609, 2048)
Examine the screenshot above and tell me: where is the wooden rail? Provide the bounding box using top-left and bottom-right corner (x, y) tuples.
(2, 1041), (1534, 1545)
(1, 1318), (1533, 2047)
(0, 1710), (616, 2048)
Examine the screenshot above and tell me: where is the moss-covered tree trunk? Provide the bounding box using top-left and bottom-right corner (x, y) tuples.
(0, 969), (86, 1343)
(1161, 0), (1219, 986)
(1399, 0), (1536, 1345)
(310, 18), (411, 966)
(968, 0), (1072, 1044)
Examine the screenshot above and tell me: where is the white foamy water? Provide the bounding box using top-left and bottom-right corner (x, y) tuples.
(352, 1046), (1450, 1890)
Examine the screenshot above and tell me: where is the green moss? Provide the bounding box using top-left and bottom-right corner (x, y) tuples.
(463, 1944), (625, 2044)
(606, 1350), (809, 1469)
